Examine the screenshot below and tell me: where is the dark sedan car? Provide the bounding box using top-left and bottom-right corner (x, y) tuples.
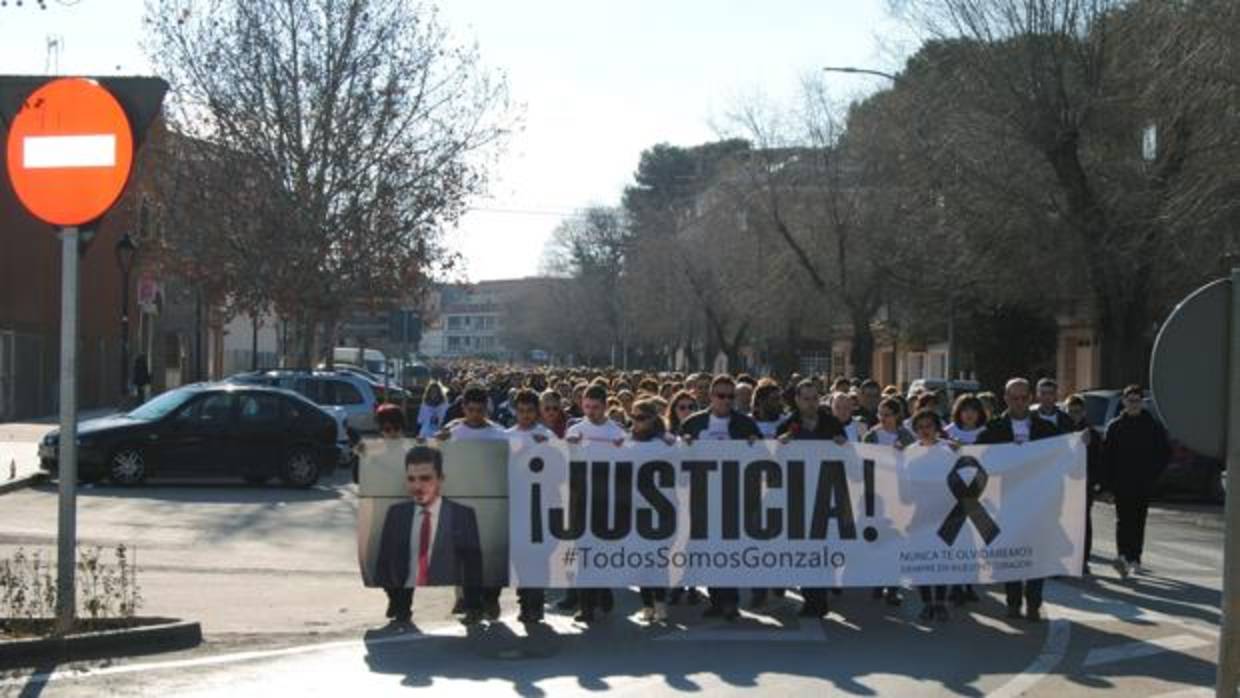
(39, 384), (338, 487)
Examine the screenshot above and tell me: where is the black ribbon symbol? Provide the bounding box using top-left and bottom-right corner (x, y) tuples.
(937, 456), (1001, 546)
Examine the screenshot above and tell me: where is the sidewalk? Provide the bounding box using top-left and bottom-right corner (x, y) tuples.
(0, 407), (120, 490)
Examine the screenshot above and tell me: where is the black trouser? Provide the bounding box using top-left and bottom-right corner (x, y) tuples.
(708, 587), (739, 610)
(800, 587), (830, 612)
(578, 588), (614, 613)
(1084, 491), (1095, 572)
(386, 587), (414, 620)
(640, 588), (667, 605)
(1115, 490), (1150, 563)
(1005, 579), (1044, 612)
(517, 588), (544, 614)
(479, 587), (501, 607)
(919, 586), (946, 604)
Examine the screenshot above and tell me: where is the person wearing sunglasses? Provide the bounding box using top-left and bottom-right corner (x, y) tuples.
(664, 389), (706, 608)
(978, 377), (1061, 622)
(679, 374), (762, 622)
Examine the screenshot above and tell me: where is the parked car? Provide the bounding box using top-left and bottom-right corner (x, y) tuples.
(230, 369), (382, 433)
(1073, 389), (1225, 503)
(330, 364), (408, 404)
(39, 384), (337, 487)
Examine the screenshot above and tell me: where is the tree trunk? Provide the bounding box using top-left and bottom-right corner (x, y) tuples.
(849, 310), (875, 380)
(1096, 286), (1153, 389)
(250, 312), (260, 371)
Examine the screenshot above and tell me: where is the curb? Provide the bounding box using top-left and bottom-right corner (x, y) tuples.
(0, 471), (47, 496)
(0, 619), (202, 668)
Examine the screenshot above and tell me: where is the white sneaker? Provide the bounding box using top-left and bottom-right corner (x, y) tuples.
(1112, 558), (1129, 579)
(1131, 562), (1146, 575)
(654, 601), (668, 622)
(639, 606), (655, 622)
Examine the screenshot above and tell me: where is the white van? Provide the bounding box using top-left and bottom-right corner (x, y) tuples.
(333, 347), (387, 377)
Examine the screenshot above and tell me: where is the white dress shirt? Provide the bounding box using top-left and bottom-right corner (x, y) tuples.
(406, 498), (443, 586)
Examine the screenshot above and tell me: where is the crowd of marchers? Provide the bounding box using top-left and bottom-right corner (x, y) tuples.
(362, 365), (1169, 629)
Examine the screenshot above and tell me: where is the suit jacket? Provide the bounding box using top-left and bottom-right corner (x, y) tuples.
(976, 412), (1061, 445)
(776, 407), (845, 440)
(680, 409), (762, 440)
(375, 498), (483, 588)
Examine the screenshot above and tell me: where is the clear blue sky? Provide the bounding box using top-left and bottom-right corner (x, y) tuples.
(0, 0), (917, 281)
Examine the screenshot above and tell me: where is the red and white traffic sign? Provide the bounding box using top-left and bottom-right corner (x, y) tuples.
(4, 77), (134, 227)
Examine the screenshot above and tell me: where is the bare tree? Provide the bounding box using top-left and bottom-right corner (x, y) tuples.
(890, 0), (1240, 384)
(145, 0), (515, 364)
(724, 77), (914, 378)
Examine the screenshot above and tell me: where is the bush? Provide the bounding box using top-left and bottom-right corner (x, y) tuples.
(0, 545), (142, 624)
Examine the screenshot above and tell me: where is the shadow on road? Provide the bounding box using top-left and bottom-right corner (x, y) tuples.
(357, 594), (1053, 696)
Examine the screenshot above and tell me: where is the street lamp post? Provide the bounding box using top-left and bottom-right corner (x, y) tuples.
(115, 231), (136, 399)
(822, 66), (900, 82)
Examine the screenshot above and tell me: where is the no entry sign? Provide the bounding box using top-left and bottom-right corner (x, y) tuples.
(4, 77), (134, 227)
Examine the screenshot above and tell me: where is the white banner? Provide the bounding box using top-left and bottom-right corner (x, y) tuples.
(508, 435), (1086, 587)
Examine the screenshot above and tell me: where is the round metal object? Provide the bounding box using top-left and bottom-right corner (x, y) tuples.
(1150, 278), (1229, 459)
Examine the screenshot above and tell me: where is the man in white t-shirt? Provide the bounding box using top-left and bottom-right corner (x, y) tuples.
(434, 385), (506, 620)
(563, 383), (622, 622)
(505, 388), (553, 449)
(565, 384), (626, 446)
(503, 388), (551, 623)
(440, 385), (508, 442)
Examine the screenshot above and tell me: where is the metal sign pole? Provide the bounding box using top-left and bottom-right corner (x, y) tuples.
(55, 226), (79, 634)
(1220, 269), (1240, 696)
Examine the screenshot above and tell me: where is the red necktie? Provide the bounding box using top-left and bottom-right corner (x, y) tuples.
(416, 509), (431, 586)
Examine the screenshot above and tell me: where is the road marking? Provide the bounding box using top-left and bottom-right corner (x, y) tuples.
(1148, 687), (1213, 698)
(22, 134), (116, 168)
(1083, 634), (1213, 668)
(987, 617), (1071, 698)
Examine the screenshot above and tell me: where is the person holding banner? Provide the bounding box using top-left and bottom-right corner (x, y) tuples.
(1066, 393), (1103, 575)
(665, 389), (707, 608)
(629, 397), (675, 622)
(681, 374), (762, 621)
(863, 397), (916, 449)
(565, 383), (625, 622)
(978, 377), (1061, 621)
(1033, 378), (1075, 433)
(912, 409), (956, 623)
(507, 389), (552, 623)
(945, 395), (988, 445)
(777, 379), (848, 619)
(436, 385), (507, 619)
(751, 379), (786, 439)
(863, 396), (914, 607)
(374, 445), (484, 626)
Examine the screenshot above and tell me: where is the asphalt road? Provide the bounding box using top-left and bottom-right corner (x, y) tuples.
(0, 474), (1228, 697)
